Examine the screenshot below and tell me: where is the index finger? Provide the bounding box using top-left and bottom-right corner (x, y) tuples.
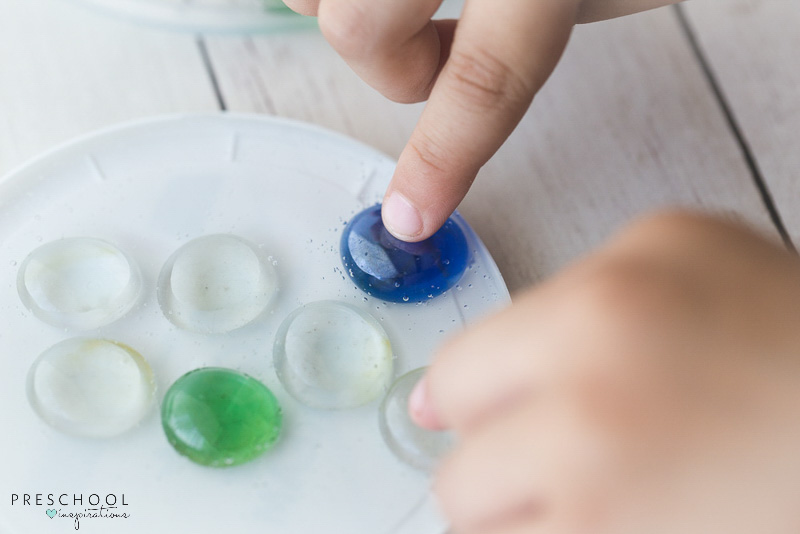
(382, 0), (579, 241)
(410, 291), (550, 431)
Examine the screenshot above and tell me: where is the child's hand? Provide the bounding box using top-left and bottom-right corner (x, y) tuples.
(284, 0), (681, 241)
(411, 212), (800, 533)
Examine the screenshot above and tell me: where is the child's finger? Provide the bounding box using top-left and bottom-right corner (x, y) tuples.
(434, 398), (563, 533)
(381, 0), (578, 241)
(316, 0), (447, 103)
(435, 393), (613, 534)
(282, 0), (319, 16)
(410, 287), (556, 432)
(577, 0), (683, 23)
(467, 521), (549, 534)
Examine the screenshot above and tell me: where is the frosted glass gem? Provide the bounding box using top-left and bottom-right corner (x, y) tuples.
(340, 205), (469, 303)
(157, 234), (277, 334)
(379, 368), (455, 471)
(17, 237), (142, 330)
(161, 367), (282, 467)
(27, 338), (155, 438)
(273, 301), (394, 409)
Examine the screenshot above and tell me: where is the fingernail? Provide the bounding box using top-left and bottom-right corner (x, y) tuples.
(409, 376), (428, 418)
(383, 192), (423, 240)
(409, 376), (443, 430)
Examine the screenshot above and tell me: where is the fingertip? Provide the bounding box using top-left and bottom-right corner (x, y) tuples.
(382, 140), (474, 243)
(382, 191), (426, 242)
(409, 376), (446, 430)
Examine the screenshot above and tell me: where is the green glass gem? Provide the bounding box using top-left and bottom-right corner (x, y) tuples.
(161, 367), (282, 467)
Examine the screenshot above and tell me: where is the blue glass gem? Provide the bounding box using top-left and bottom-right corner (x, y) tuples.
(340, 205), (470, 303)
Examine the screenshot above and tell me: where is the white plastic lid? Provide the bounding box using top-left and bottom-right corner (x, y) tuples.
(0, 114), (509, 534)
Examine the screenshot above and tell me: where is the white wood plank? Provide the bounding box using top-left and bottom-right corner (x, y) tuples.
(204, 30), (425, 161)
(0, 0), (219, 175)
(682, 0), (800, 243)
(469, 6), (780, 289)
(207, 6), (774, 293)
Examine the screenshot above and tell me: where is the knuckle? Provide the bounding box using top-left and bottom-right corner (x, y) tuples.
(553, 264), (689, 413)
(443, 46), (534, 112)
(318, 2), (378, 57)
(624, 209), (723, 243)
(563, 259), (690, 346)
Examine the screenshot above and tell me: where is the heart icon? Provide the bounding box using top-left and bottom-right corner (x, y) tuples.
(46, 509), (57, 519)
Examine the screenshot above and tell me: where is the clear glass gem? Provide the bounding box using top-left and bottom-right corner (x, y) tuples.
(157, 234), (278, 334)
(379, 368), (455, 471)
(273, 300), (394, 409)
(27, 338), (155, 438)
(17, 237), (142, 330)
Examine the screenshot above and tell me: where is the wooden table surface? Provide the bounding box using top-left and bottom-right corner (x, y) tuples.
(1, 0), (798, 295)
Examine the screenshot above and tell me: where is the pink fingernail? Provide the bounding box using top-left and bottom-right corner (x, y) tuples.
(409, 376), (443, 430)
(383, 192), (423, 240)
(409, 376), (428, 418)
